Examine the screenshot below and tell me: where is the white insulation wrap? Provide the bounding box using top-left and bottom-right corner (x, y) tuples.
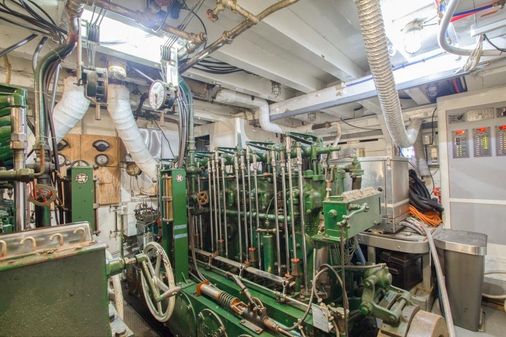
(53, 76), (90, 142)
(355, 0), (420, 147)
(214, 89), (311, 134)
(107, 84), (158, 180)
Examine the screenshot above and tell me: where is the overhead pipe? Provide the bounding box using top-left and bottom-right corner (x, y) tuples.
(355, 0), (421, 148)
(53, 76), (90, 142)
(34, 0), (84, 153)
(438, 0), (502, 57)
(213, 89), (312, 135)
(107, 84), (158, 180)
(84, 0), (206, 47)
(180, 0), (299, 73)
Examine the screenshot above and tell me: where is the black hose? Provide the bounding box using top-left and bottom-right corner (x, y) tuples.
(0, 33), (37, 58)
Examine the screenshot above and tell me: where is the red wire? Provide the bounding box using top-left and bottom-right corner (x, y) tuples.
(452, 79), (460, 93)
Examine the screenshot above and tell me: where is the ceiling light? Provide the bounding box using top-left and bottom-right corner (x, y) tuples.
(402, 20), (424, 54)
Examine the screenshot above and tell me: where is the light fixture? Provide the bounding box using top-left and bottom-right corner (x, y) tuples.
(402, 20), (424, 54)
(80, 9), (183, 65)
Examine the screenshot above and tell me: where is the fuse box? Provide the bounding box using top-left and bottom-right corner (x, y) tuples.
(472, 127), (491, 157)
(496, 125), (506, 156)
(452, 129), (469, 158)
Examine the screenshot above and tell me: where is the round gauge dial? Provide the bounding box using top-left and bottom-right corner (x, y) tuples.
(126, 162), (142, 176)
(57, 154), (67, 166)
(95, 154), (110, 167)
(149, 80), (169, 110)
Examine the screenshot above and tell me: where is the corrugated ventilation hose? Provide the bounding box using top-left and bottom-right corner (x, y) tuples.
(355, 0), (421, 148)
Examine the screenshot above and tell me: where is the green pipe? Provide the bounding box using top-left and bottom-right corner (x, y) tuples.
(262, 234), (275, 273)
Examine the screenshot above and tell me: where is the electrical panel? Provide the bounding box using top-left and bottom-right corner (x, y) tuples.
(472, 127), (491, 157)
(441, 87), (506, 246)
(452, 129), (469, 158)
(496, 125), (506, 156)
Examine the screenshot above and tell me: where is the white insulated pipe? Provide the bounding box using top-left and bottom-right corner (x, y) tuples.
(214, 89), (313, 134)
(107, 84), (158, 180)
(355, 0), (421, 148)
(53, 76), (90, 142)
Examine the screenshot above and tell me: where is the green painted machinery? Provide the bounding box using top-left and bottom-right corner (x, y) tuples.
(64, 166), (97, 231)
(129, 132), (445, 337)
(0, 84), (26, 169)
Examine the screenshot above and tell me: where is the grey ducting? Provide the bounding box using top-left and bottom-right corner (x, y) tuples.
(355, 0), (421, 147)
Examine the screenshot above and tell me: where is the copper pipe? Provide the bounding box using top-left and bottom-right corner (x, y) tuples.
(86, 0), (206, 45)
(180, 0), (299, 72)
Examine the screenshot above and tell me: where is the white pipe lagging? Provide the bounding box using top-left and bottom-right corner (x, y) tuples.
(107, 84), (158, 181)
(355, 0), (421, 148)
(53, 76), (90, 142)
(214, 89), (341, 135)
(438, 0), (502, 57)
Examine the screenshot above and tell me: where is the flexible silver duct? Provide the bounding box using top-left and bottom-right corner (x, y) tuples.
(355, 0), (421, 148)
(107, 84), (158, 180)
(439, 0), (502, 57)
(53, 76), (90, 142)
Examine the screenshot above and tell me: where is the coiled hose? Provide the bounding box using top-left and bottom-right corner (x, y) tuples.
(354, 0), (421, 148)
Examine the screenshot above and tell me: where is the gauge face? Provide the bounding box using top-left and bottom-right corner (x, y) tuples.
(57, 154), (67, 166)
(149, 80), (168, 110)
(126, 162), (142, 176)
(92, 140), (111, 152)
(95, 154), (109, 167)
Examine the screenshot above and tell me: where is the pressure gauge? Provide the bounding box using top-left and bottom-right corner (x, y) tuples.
(92, 139), (111, 152)
(126, 162), (142, 176)
(95, 154), (110, 167)
(149, 80), (170, 110)
(57, 154), (68, 166)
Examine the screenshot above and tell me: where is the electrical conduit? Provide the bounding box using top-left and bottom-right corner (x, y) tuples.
(53, 76), (90, 142)
(107, 84), (158, 180)
(439, 0), (502, 57)
(355, 0), (421, 148)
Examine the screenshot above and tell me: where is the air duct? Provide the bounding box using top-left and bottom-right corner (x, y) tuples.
(355, 0), (421, 148)
(53, 76), (90, 142)
(214, 89), (312, 134)
(107, 84), (158, 180)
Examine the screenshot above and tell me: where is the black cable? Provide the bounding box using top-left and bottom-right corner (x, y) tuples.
(0, 32), (36, 57)
(484, 34), (506, 53)
(409, 169), (443, 214)
(339, 117), (381, 131)
(154, 120), (176, 158)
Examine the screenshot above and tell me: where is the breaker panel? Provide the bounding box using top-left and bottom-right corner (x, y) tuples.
(472, 127), (491, 157)
(496, 125), (506, 156)
(452, 129), (469, 158)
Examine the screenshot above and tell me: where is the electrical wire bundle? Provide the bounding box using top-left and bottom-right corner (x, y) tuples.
(408, 169), (443, 226)
(0, 0), (65, 42)
(193, 58), (245, 74)
(176, 79), (193, 168)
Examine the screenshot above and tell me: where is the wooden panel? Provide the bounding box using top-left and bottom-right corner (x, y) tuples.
(95, 166), (121, 205)
(79, 135), (121, 167)
(57, 134), (122, 205)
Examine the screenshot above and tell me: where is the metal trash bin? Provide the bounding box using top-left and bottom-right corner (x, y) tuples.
(433, 229), (487, 331)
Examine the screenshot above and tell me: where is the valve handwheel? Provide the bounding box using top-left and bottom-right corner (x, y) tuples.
(196, 191), (209, 206)
(140, 241), (177, 322)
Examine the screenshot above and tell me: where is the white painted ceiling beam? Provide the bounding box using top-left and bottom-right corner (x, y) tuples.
(235, 0), (365, 81)
(183, 68), (296, 102)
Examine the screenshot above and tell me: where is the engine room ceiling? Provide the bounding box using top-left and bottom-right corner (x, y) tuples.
(1, 0), (506, 132)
